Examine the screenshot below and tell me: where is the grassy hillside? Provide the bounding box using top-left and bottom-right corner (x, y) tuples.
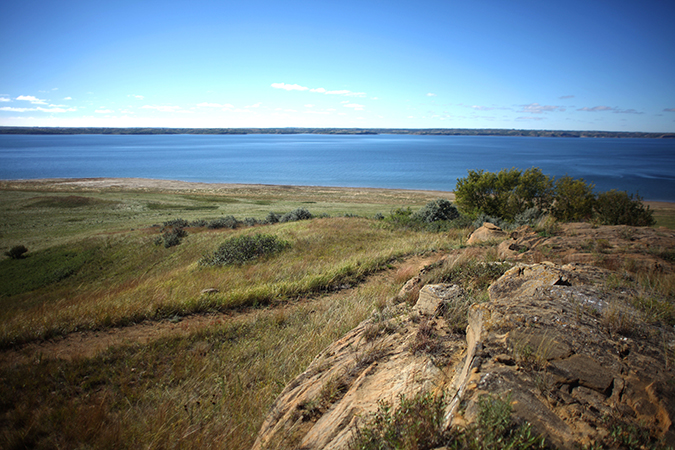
(0, 180), (673, 449)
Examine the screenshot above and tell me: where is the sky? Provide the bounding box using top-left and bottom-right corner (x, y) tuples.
(1, 0), (675, 132)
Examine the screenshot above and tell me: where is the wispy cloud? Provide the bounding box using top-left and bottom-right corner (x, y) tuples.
(128, 94), (144, 99)
(245, 102), (261, 108)
(1, 106), (76, 113)
(343, 103), (364, 111)
(519, 103), (565, 113)
(559, 95), (575, 99)
(63, 97), (72, 100)
(271, 83), (309, 91)
(577, 105), (642, 114)
(470, 105), (495, 111)
(141, 105), (191, 113)
(426, 93), (437, 97)
(272, 82), (366, 97)
(577, 106), (614, 112)
(95, 109), (114, 114)
(0, 97), (10, 102)
(663, 108), (675, 112)
(516, 116), (545, 121)
(16, 95), (47, 105)
(197, 102), (234, 109)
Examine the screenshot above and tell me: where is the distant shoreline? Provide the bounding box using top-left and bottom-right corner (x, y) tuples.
(1, 126), (673, 139)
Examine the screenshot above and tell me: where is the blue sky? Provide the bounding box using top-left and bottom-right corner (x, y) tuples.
(1, 0), (674, 132)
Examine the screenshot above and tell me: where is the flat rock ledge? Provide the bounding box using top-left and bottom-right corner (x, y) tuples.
(252, 263), (675, 450)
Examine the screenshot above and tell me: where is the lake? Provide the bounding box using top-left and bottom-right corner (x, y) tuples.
(1, 134), (674, 201)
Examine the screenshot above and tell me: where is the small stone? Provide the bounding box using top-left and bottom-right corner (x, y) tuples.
(201, 288), (219, 294)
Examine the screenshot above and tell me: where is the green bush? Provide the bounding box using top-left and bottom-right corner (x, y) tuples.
(280, 208), (313, 223)
(163, 218), (189, 228)
(207, 216), (240, 229)
(200, 233), (290, 266)
(550, 176), (595, 222)
(156, 227), (187, 248)
(414, 199), (460, 223)
(454, 168), (553, 220)
(264, 212), (281, 224)
(5, 245), (28, 260)
(594, 190), (655, 226)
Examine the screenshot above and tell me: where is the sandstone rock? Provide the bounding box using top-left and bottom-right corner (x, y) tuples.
(466, 222), (508, 245)
(412, 284), (464, 316)
(253, 262), (675, 449)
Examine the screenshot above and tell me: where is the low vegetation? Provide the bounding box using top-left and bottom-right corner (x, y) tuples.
(0, 177), (673, 450)
(455, 168), (656, 227)
(352, 392), (548, 450)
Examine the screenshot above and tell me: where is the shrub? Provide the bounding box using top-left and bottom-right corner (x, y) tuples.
(280, 208), (313, 223)
(514, 206), (544, 226)
(5, 245), (28, 259)
(455, 168), (553, 220)
(244, 217), (259, 227)
(264, 212), (281, 224)
(200, 233), (290, 266)
(163, 218), (189, 229)
(594, 190), (655, 226)
(352, 391), (447, 450)
(157, 227), (187, 248)
(189, 219), (208, 227)
(413, 199), (460, 223)
(207, 216), (240, 229)
(550, 176), (595, 222)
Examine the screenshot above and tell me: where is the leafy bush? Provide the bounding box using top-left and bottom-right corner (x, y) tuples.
(200, 233), (290, 266)
(163, 218), (189, 229)
(455, 167), (553, 220)
(550, 176), (595, 222)
(594, 190), (655, 226)
(413, 199), (460, 223)
(189, 219), (208, 227)
(244, 217), (259, 227)
(264, 212), (281, 224)
(5, 245), (28, 259)
(514, 206), (544, 226)
(207, 216), (240, 229)
(280, 208), (313, 223)
(157, 227), (187, 248)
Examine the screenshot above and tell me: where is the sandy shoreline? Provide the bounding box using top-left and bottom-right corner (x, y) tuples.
(0, 177), (457, 198)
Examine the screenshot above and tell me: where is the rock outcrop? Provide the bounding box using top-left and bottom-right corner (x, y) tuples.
(466, 222), (508, 245)
(253, 261), (675, 449)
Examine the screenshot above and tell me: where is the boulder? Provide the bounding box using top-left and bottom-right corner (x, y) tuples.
(467, 222), (508, 245)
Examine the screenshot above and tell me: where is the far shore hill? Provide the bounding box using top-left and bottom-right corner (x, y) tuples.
(1, 126), (675, 138)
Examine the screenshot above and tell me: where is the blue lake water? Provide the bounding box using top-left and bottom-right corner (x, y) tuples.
(1, 134), (674, 201)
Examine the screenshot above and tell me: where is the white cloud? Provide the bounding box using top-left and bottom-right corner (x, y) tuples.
(471, 105), (494, 111)
(271, 83), (309, 91)
(371, 97), (379, 100)
(343, 103), (365, 110)
(341, 100), (349, 104)
(272, 83), (366, 97)
(0, 106), (32, 112)
(37, 106), (76, 113)
(63, 97), (72, 100)
(197, 102), (234, 108)
(246, 102), (261, 108)
(426, 93), (437, 97)
(128, 94), (144, 99)
(141, 105), (191, 113)
(0, 97), (10, 102)
(1, 106), (76, 113)
(95, 109), (114, 114)
(16, 95), (47, 104)
(519, 103), (565, 114)
(304, 104), (314, 108)
(613, 108), (643, 114)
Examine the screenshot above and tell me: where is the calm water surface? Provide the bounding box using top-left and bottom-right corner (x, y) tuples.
(1, 134), (674, 201)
